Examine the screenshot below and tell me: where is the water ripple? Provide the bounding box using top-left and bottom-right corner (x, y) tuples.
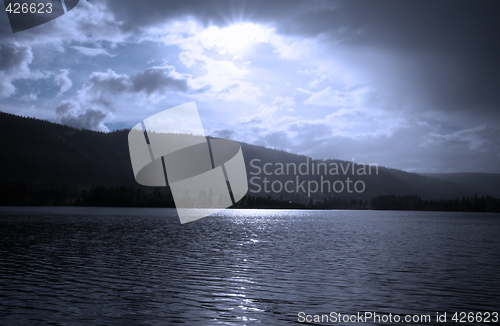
(1, 207), (499, 325)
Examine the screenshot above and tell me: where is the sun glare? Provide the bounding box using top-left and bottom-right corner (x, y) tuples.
(204, 23), (271, 53)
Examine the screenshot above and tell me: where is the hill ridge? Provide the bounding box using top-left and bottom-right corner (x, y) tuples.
(1, 111), (499, 203)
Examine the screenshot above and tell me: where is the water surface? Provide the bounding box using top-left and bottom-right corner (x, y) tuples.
(1, 207), (499, 325)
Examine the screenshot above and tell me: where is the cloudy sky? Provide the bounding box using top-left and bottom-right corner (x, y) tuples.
(1, 0), (499, 173)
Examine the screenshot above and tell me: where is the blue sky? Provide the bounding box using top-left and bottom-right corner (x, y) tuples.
(1, 0), (499, 173)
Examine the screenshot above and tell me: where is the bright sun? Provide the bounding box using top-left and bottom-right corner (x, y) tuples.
(204, 23), (271, 53)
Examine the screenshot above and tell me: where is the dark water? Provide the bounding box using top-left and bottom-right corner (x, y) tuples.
(0, 207), (499, 325)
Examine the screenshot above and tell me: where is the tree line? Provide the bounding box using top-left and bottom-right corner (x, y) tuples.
(370, 194), (500, 212)
(1, 183), (499, 212)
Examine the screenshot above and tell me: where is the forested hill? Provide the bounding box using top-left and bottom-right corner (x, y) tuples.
(0, 112), (136, 188)
(1, 111), (499, 206)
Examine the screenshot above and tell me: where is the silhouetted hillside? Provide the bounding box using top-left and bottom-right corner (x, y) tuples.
(422, 173), (500, 198)
(0, 112), (135, 188)
(239, 142), (474, 201)
(0, 111), (498, 208)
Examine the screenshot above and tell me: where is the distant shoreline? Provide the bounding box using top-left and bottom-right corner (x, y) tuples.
(0, 199), (500, 213)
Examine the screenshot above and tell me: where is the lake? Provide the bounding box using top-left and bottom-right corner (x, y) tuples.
(1, 207), (499, 325)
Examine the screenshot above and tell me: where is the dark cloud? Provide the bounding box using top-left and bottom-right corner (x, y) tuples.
(131, 65), (189, 94)
(102, 0), (334, 30)
(212, 129), (236, 140)
(291, 0), (500, 117)
(87, 70), (131, 94)
(54, 100), (75, 116)
(53, 64), (194, 131)
(55, 100), (109, 132)
(0, 43), (31, 97)
(0, 43), (32, 73)
(59, 108), (108, 132)
(81, 65), (191, 99)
